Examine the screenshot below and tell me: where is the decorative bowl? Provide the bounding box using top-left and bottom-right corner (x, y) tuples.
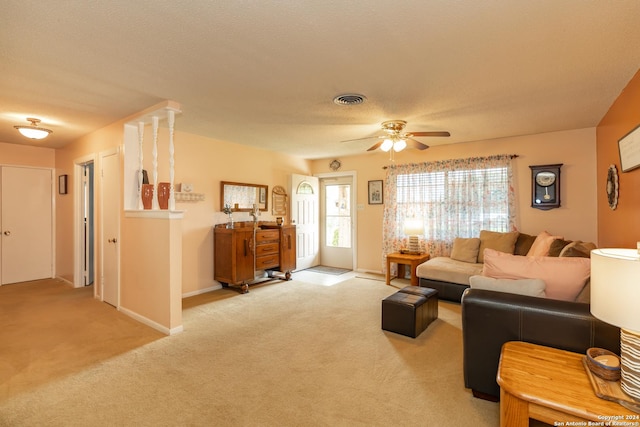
(586, 347), (621, 381)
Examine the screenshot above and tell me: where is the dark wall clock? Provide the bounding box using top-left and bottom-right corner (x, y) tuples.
(530, 164), (562, 210)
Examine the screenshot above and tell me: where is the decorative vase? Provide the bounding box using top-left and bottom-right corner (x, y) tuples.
(158, 182), (170, 210)
(141, 184), (154, 210)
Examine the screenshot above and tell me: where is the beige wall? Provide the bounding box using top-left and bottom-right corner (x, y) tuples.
(54, 118), (311, 298)
(310, 127), (597, 273)
(4, 114), (599, 296)
(163, 131), (311, 295)
(0, 142), (55, 167)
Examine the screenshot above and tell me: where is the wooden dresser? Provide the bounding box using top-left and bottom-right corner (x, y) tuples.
(214, 223), (296, 293)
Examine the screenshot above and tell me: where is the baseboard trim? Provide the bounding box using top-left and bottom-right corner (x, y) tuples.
(55, 276), (74, 286)
(182, 283), (222, 298)
(119, 306), (183, 336)
(355, 268), (383, 275)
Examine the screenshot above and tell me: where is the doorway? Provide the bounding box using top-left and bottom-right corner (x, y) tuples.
(100, 149), (120, 307)
(82, 163), (95, 285)
(74, 155), (97, 290)
(319, 175), (355, 270)
(289, 174), (320, 271)
(0, 166), (53, 284)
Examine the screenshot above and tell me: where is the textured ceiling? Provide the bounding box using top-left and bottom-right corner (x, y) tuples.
(2, 0), (640, 159)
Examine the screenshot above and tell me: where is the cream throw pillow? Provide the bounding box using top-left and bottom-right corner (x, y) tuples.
(477, 230), (519, 263)
(450, 237), (481, 263)
(527, 230), (564, 256)
(469, 275), (546, 298)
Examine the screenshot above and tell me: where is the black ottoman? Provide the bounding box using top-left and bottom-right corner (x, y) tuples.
(381, 288), (438, 338)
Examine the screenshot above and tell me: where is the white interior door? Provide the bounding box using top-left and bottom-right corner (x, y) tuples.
(320, 176), (354, 270)
(1, 166), (53, 284)
(289, 174), (319, 270)
(101, 150), (120, 307)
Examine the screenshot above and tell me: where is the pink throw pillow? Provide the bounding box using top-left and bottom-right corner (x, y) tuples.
(527, 230), (564, 257)
(482, 248), (590, 301)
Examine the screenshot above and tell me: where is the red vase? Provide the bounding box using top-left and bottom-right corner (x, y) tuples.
(141, 184), (154, 210)
(158, 182), (170, 210)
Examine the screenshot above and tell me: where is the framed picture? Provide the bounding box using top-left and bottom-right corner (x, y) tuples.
(58, 174), (68, 195)
(618, 124), (640, 172)
(368, 180), (383, 205)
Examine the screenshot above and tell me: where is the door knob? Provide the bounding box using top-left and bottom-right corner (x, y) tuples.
(108, 238), (117, 243)
(3, 231), (10, 236)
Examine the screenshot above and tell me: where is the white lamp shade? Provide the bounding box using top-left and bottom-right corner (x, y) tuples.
(591, 248), (640, 333)
(403, 218), (423, 236)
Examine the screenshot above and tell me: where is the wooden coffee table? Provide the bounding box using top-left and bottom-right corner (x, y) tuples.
(497, 341), (636, 427)
(385, 252), (430, 287)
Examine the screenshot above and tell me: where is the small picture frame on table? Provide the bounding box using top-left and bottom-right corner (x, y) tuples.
(368, 180), (383, 205)
(58, 174), (68, 195)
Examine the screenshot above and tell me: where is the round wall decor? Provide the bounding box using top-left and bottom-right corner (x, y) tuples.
(329, 159), (342, 171)
(606, 164), (619, 210)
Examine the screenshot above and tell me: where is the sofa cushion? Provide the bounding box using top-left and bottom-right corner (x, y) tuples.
(559, 241), (597, 258)
(527, 230), (563, 256)
(548, 238), (573, 257)
(469, 275), (546, 298)
(482, 248), (591, 302)
(450, 237), (481, 263)
(416, 257), (484, 285)
(514, 233), (536, 256)
(477, 230), (519, 263)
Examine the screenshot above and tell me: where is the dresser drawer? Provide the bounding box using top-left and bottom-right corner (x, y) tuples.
(256, 255), (280, 270)
(256, 229), (279, 244)
(256, 242), (279, 256)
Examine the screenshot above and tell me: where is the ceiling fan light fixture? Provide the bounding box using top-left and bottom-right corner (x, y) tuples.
(380, 139), (394, 152)
(14, 118), (52, 140)
(393, 139), (407, 152)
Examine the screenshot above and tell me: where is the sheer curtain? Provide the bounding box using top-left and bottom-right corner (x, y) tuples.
(382, 154), (515, 266)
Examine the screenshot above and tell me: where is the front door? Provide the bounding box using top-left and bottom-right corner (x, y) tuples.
(289, 174), (319, 270)
(319, 176), (354, 270)
(101, 150), (120, 307)
(1, 166), (53, 284)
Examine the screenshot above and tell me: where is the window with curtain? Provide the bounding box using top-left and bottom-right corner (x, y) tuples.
(382, 154), (516, 260)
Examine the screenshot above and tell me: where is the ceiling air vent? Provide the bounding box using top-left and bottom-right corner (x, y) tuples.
(333, 93), (367, 106)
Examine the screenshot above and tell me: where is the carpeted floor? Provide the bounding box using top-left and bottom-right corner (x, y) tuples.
(0, 276), (499, 426)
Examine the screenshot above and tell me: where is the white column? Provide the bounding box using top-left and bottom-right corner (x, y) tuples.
(137, 121), (145, 210)
(152, 116), (159, 210)
(168, 110), (176, 211)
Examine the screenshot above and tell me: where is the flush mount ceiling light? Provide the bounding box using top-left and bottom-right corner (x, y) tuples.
(14, 117), (52, 140)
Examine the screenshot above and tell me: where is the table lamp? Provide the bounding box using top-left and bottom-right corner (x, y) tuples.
(591, 248), (640, 400)
(403, 218), (423, 254)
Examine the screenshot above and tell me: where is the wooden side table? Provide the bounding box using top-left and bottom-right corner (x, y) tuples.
(385, 252), (430, 287)
(497, 341), (636, 427)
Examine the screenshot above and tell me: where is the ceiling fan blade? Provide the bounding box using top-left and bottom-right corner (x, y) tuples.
(341, 135), (384, 143)
(406, 138), (429, 150)
(367, 141), (383, 151)
(407, 131), (451, 137)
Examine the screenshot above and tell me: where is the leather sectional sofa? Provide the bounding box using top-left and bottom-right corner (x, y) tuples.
(460, 288), (620, 400)
(412, 230), (619, 400)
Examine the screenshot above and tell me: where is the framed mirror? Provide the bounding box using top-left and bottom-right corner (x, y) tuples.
(220, 181), (268, 212)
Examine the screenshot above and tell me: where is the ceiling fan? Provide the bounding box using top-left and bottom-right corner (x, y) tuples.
(342, 120), (450, 153)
